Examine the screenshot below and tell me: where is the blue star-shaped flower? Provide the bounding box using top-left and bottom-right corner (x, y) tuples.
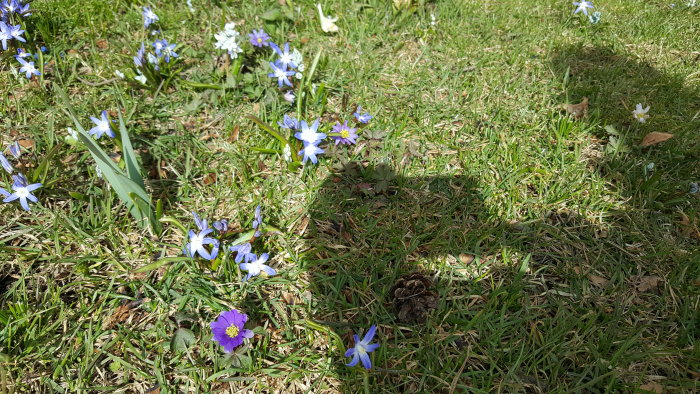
(88, 111), (115, 139)
(345, 325), (380, 369)
(268, 61), (295, 88)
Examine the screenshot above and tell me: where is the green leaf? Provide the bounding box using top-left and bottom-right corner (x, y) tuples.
(260, 8), (282, 21)
(171, 328), (196, 353)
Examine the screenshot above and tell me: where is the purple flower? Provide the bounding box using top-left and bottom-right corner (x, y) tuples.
(184, 228), (220, 260)
(7, 22), (23, 43)
(248, 29), (270, 47)
(239, 253), (276, 281)
(210, 309), (254, 353)
(283, 90), (295, 104)
(8, 141), (20, 159)
(268, 61), (295, 88)
(0, 152), (12, 173)
(252, 205), (263, 237)
(134, 42), (145, 67)
(88, 111), (115, 139)
(345, 325), (380, 369)
(294, 119), (326, 145)
(142, 6), (159, 28)
(353, 106), (373, 124)
(331, 121), (358, 145)
(573, 1), (594, 15)
(278, 114), (300, 130)
(2, 172), (41, 211)
(153, 39), (177, 63)
(299, 142), (324, 164)
(17, 57), (40, 79)
(269, 42), (296, 69)
(229, 242), (252, 263)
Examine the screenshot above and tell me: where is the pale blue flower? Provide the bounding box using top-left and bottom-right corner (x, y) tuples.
(239, 253), (276, 281)
(345, 325), (380, 369)
(294, 119), (326, 144)
(299, 142), (324, 164)
(88, 111), (115, 139)
(229, 242), (252, 263)
(3, 173), (41, 211)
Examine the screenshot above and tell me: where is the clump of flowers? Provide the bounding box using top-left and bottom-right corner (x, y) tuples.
(227, 205), (278, 281)
(184, 212), (220, 260)
(632, 103), (650, 123)
(214, 22), (243, 59)
(210, 309), (254, 353)
(131, 37), (180, 87)
(345, 325), (380, 369)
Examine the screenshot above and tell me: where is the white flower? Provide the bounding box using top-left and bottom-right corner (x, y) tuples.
(283, 90), (295, 103)
(283, 144), (292, 162)
(291, 49), (304, 69)
(135, 74), (147, 84)
(114, 70), (125, 79)
(430, 13), (436, 26)
(632, 103), (650, 123)
(67, 127), (78, 139)
(187, 0), (194, 12)
(215, 25), (243, 58)
(317, 3), (339, 33)
(95, 165), (103, 179)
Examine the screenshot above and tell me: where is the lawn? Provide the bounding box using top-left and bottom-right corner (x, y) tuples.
(0, 0), (699, 392)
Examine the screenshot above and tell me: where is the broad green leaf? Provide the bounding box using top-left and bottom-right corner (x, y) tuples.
(171, 328), (196, 353)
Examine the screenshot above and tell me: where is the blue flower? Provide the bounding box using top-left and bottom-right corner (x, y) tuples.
(0, 152), (12, 173)
(248, 29), (270, 47)
(153, 39), (177, 63)
(239, 253), (276, 281)
(134, 42), (145, 67)
(268, 61), (295, 88)
(142, 6), (159, 28)
(17, 57), (40, 79)
(185, 228), (220, 260)
(88, 111), (115, 139)
(269, 42), (297, 69)
(278, 114), (300, 130)
(0, 22), (10, 50)
(8, 141), (20, 158)
(213, 219), (228, 232)
(690, 182), (699, 194)
(294, 119), (326, 145)
(192, 211), (209, 231)
(2, 172), (41, 211)
(7, 22), (23, 43)
(252, 205), (263, 237)
(573, 1), (594, 15)
(353, 106), (373, 124)
(345, 325), (380, 369)
(229, 242), (252, 263)
(299, 142), (324, 164)
(283, 90), (295, 104)
(14, 48), (30, 60)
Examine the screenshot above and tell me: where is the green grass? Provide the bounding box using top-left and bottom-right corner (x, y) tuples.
(1, 0), (699, 392)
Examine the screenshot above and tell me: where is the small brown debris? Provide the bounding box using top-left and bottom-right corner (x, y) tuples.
(640, 132), (673, 147)
(281, 292), (302, 305)
(587, 274), (609, 288)
(102, 298), (149, 330)
(96, 39), (109, 50)
(637, 276), (662, 292)
(562, 97), (589, 119)
(639, 382), (663, 393)
(203, 173), (217, 185)
(458, 254), (475, 264)
(390, 272), (439, 323)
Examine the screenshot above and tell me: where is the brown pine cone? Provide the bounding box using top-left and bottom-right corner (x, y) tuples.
(390, 272), (439, 323)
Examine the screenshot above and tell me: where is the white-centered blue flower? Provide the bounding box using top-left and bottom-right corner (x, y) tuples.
(573, 1), (594, 15)
(89, 111), (116, 139)
(632, 103), (650, 123)
(268, 61), (295, 88)
(239, 253), (276, 281)
(17, 57), (40, 79)
(299, 142), (324, 164)
(0, 22), (13, 50)
(270, 42), (297, 69)
(294, 119), (326, 145)
(2, 173), (42, 211)
(142, 6), (159, 28)
(229, 242), (253, 263)
(185, 228), (220, 260)
(345, 325), (380, 369)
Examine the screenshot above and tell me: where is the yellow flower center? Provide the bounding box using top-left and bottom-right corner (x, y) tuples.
(340, 129), (350, 138)
(257, 38), (263, 44)
(225, 324), (240, 338)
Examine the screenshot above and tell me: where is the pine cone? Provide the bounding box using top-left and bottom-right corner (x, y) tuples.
(390, 272), (439, 323)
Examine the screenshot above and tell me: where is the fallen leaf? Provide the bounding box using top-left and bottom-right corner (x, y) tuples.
(588, 274), (609, 288)
(203, 173), (217, 185)
(17, 139), (35, 149)
(96, 39), (109, 50)
(458, 254), (475, 264)
(229, 125), (240, 142)
(563, 97), (589, 119)
(678, 211), (700, 239)
(639, 382), (663, 393)
(640, 132), (673, 147)
(102, 298), (149, 330)
(281, 291), (302, 305)
(637, 276), (662, 292)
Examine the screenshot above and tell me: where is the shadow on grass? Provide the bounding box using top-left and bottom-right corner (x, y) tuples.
(299, 44), (699, 392)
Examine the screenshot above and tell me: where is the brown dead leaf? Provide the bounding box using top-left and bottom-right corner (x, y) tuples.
(637, 276), (662, 292)
(640, 132), (673, 147)
(678, 211), (700, 239)
(639, 382), (663, 393)
(96, 39), (109, 50)
(563, 97), (589, 119)
(102, 298), (149, 330)
(17, 139), (34, 149)
(281, 291), (302, 305)
(203, 173), (217, 185)
(229, 125), (240, 142)
(458, 253), (475, 264)
(588, 274), (609, 288)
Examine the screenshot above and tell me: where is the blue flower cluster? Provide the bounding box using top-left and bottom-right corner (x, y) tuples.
(133, 39), (179, 72)
(186, 206), (276, 281)
(0, 142), (42, 211)
(0, 0), (30, 23)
